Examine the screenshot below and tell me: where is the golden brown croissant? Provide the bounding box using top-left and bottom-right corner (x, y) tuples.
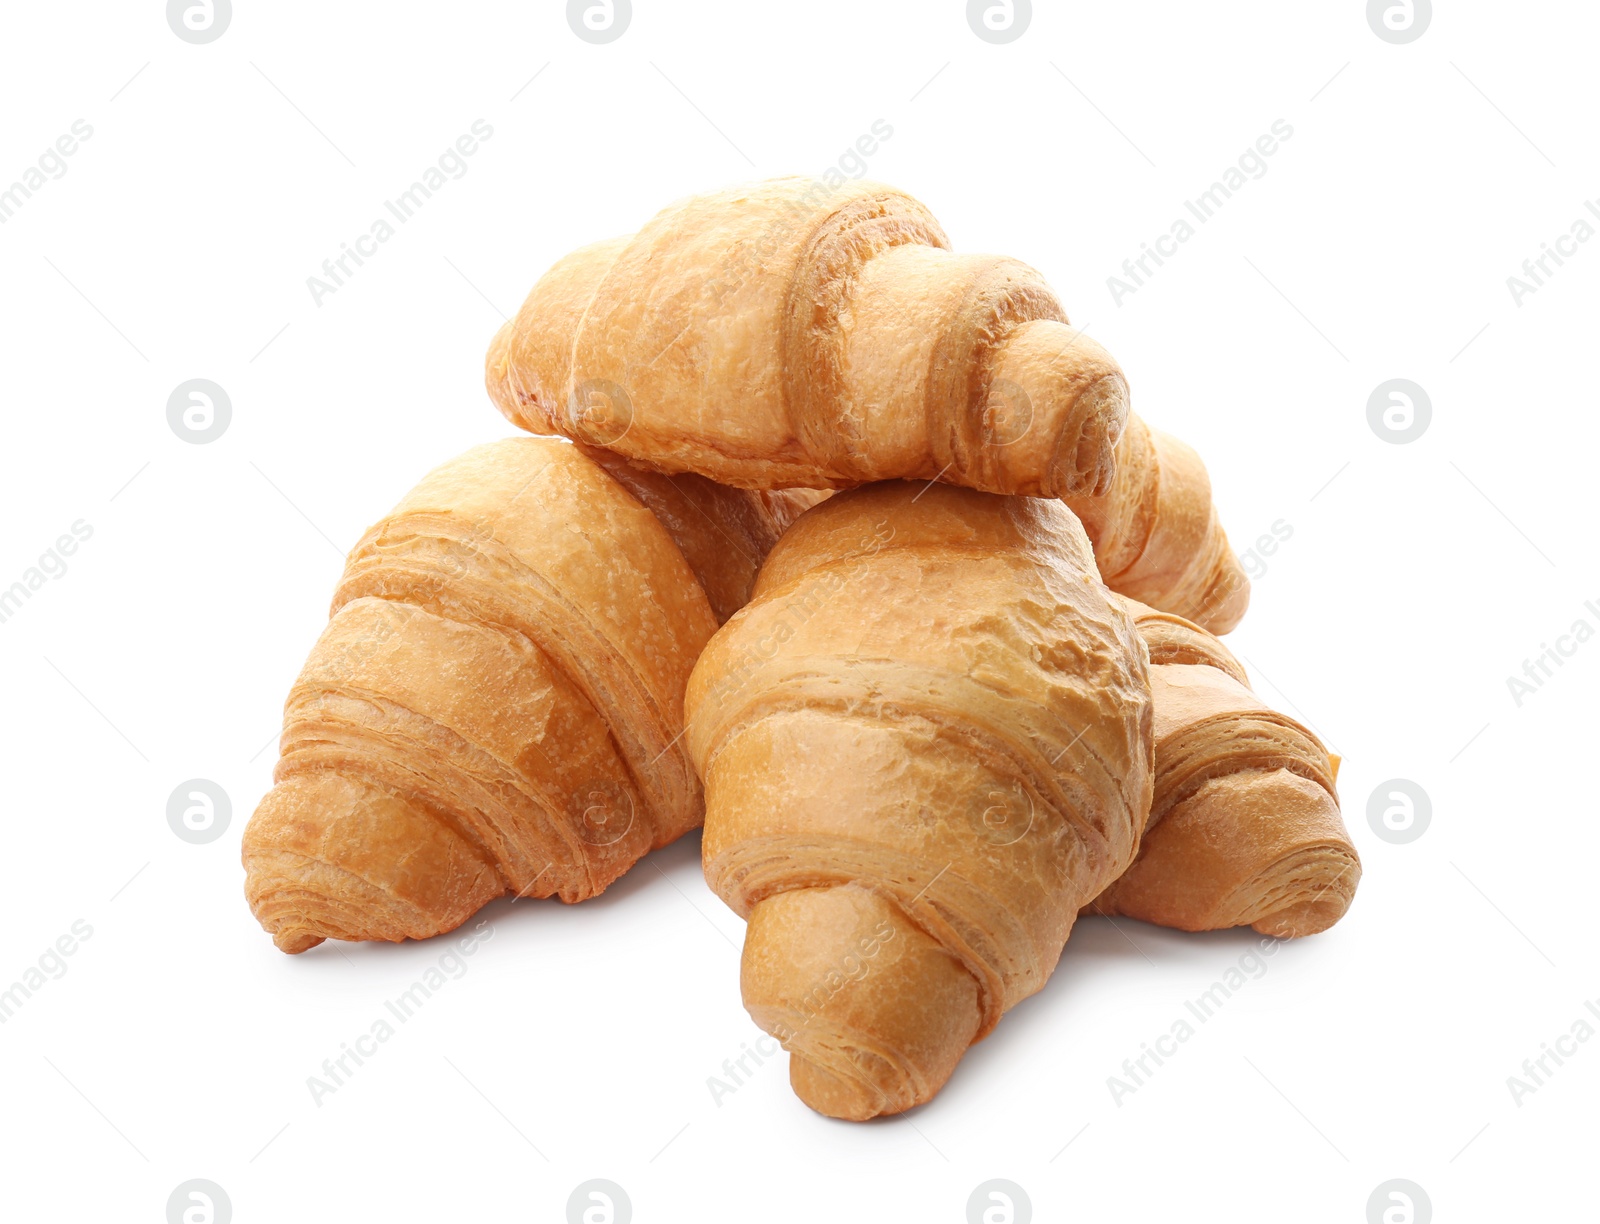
(243, 436), (817, 953)
(486, 176), (1130, 500)
(1066, 417), (1249, 633)
(486, 176), (1249, 632)
(684, 480), (1153, 1119)
(1085, 600), (1359, 938)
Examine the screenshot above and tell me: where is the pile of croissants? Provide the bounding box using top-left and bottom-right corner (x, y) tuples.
(243, 178), (1359, 1121)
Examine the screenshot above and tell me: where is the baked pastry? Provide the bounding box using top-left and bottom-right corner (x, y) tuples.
(243, 436), (816, 953)
(487, 176), (1247, 631)
(487, 176), (1129, 499)
(684, 480), (1153, 1118)
(1086, 600), (1359, 937)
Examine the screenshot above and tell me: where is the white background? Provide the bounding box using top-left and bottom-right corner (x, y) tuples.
(1, 2), (1594, 1221)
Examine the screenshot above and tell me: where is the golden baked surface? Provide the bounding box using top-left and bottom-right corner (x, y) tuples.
(487, 177), (1129, 500)
(242, 437), (810, 953)
(686, 480), (1153, 1119)
(1086, 599), (1360, 937)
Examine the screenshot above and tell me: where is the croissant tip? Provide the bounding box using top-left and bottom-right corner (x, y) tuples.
(1249, 892), (1355, 941)
(274, 929), (325, 954)
(789, 1055), (898, 1122)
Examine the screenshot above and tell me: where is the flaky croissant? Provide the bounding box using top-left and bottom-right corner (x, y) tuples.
(1085, 600), (1360, 938)
(486, 175), (1249, 631)
(684, 480), (1153, 1119)
(243, 437), (816, 953)
(487, 176), (1130, 500)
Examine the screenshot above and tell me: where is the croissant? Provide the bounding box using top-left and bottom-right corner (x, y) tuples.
(486, 175), (1249, 631)
(243, 436), (817, 953)
(486, 176), (1129, 500)
(684, 480), (1153, 1119)
(1085, 600), (1359, 938)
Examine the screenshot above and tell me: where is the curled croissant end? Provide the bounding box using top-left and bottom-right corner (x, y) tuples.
(485, 177), (1129, 500)
(980, 319), (1130, 499)
(486, 237), (630, 441)
(245, 772), (504, 953)
(1068, 416), (1250, 635)
(1090, 770), (1360, 938)
(743, 887), (981, 1121)
(1086, 601), (1360, 939)
(242, 438), (812, 953)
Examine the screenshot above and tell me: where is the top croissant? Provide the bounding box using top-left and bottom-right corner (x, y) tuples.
(486, 176), (1129, 500)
